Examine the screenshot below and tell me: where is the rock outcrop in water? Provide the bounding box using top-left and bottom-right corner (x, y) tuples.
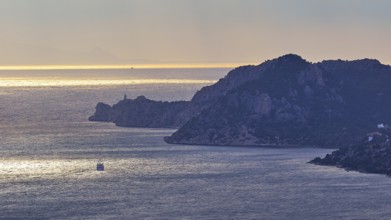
(90, 54), (391, 147)
(89, 96), (189, 128)
(309, 128), (391, 176)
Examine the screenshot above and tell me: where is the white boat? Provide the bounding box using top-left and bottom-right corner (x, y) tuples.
(97, 161), (104, 171)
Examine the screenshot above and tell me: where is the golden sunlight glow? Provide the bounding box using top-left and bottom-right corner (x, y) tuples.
(0, 158), (103, 182)
(0, 78), (217, 87)
(0, 63), (248, 70)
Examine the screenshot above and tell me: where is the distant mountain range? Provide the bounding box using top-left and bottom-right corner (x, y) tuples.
(90, 54), (391, 148)
(0, 41), (158, 66)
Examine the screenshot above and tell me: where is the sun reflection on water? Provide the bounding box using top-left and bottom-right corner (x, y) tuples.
(0, 159), (105, 182)
(0, 78), (217, 87)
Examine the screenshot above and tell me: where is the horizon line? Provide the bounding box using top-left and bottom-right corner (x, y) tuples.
(0, 63), (253, 71)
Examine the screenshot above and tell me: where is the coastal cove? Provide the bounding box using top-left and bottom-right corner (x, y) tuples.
(1, 68), (391, 219)
(3, 1), (391, 219)
(89, 55), (391, 177)
(4, 122), (391, 219)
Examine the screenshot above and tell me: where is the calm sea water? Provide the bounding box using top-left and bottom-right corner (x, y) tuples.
(1, 69), (391, 219)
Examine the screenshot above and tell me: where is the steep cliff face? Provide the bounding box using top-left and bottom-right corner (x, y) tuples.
(90, 54), (391, 148)
(170, 60), (281, 126)
(190, 60), (275, 106)
(88, 59), (275, 128)
(165, 55), (391, 147)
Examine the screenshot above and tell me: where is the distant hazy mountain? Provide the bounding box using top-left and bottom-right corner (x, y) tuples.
(90, 54), (391, 148)
(0, 41), (155, 66)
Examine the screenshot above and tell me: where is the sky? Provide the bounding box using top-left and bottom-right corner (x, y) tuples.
(0, 0), (390, 68)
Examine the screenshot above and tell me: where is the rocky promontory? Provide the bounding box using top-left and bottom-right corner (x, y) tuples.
(90, 54), (391, 148)
(309, 129), (391, 176)
(89, 96), (190, 128)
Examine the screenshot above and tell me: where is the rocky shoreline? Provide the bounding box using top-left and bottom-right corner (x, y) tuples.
(309, 129), (391, 176)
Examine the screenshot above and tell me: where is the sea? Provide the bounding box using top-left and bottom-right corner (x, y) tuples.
(0, 68), (390, 220)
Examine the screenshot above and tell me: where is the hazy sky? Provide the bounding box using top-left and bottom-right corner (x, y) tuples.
(0, 0), (390, 66)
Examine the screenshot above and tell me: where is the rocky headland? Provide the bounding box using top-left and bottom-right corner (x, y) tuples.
(309, 128), (391, 176)
(89, 96), (190, 128)
(90, 54), (391, 148)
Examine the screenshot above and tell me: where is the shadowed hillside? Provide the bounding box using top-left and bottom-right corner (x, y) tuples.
(90, 54), (391, 148)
